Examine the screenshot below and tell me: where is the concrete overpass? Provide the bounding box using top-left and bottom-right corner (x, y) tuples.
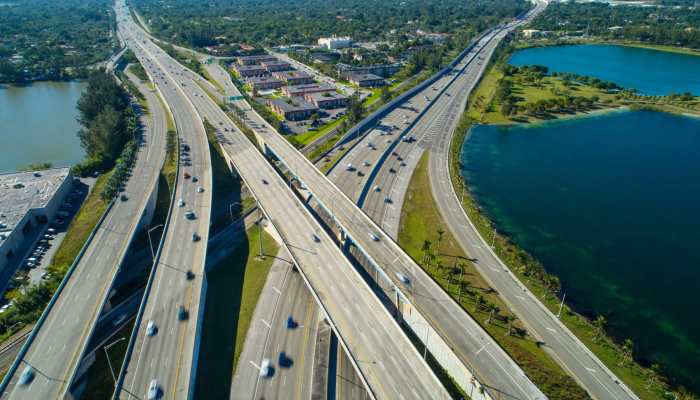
(112, 3), (450, 399)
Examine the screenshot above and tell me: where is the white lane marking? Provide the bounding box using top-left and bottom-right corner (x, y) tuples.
(546, 327), (557, 333)
(260, 319), (271, 329)
(586, 367), (596, 373)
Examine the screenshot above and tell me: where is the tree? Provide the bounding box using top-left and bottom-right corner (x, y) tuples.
(380, 86), (391, 104)
(421, 240), (432, 266)
(436, 229), (445, 256)
(621, 338), (634, 366)
(593, 315), (607, 342)
(347, 93), (365, 125)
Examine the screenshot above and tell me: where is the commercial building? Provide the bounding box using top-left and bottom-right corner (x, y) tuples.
(304, 91), (348, 109)
(318, 36), (352, 50)
(234, 64), (267, 77)
(245, 76), (284, 91)
(0, 168), (73, 274)
(260, 60), (291, 72)
(282, 82), (335, 97)
(347, 72), (385, 87)
(272, 70), (314, 86)
(268, 98), (318, 121)
(235, 54), (278, 65)
(337, 63), (402, 79)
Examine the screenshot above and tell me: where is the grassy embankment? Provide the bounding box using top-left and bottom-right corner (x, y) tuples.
(447, 63), (682, 400)
(470, 64), (699, 125)
(194, 227), (279, 399)
(399, 154), (588, 400)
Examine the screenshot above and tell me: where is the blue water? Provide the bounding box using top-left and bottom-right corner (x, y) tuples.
(509, 44), (700, 96)
(462, 111), (700, 392)
(0, 81), (86, 173)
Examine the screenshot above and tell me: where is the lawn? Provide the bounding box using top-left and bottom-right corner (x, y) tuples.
(194, 227), (279, 399)
(399, 153), (588, 400)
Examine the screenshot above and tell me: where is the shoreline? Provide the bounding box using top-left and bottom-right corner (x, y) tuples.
(516, 39), (700, 58)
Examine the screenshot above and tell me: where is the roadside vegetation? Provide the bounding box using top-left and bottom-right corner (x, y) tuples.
(399, 154), (589, 400)
(195, 227), (279, 399)
(450, 49), (694, 396)
(0, 0), (116, 83)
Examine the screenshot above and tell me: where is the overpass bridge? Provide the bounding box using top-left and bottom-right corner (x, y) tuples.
(112, 4), (449, 399)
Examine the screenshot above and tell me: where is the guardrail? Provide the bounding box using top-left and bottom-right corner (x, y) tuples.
(0, 198), (116, 393)
(111, 73), (181, 400)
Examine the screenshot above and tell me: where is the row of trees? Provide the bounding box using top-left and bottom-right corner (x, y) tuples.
(74, 70), (139, 177)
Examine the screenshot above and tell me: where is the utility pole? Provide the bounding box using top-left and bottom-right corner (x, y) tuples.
(557, 292), (566, 319)
(258, 205), (265, 259)
(104, 337), (127, 386)
(147, 224), (164, 261)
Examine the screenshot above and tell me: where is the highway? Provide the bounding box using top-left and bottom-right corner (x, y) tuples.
(115, 3), (451, 399)
(328, 0), (639, 398)
(203, 21), (547, 400)
(113, 3), (213, 399)
(0, 45), (168, 399)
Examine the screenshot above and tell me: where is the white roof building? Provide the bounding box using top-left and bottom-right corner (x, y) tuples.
(318, 36), (352, 50)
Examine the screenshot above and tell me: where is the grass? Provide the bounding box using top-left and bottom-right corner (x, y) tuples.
(194, 226), (279, 399)
(49, 172), (113, 274)
(293, 116), (344, 146)
(399, 153), (589, 400)
(81, 318), (135, 399)
(448, 115), (675, 399)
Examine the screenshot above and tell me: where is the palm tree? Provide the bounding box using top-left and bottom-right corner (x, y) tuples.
(593, 315), (607, 342)
(436, 229), (445, 256)
(621, 338), (634, 366)
(475, 294), (485, 312)
(421, 240), (432, 265)
(485, 304), (500, 325)
(646, 363), (661, 389)
(505, 315), (516, 336)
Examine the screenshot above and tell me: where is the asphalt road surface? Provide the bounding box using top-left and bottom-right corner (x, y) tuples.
(0, 44), (168, 399)
(115, 4), (450, 399)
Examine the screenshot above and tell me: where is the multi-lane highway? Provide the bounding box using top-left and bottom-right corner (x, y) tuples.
(113, 4), (213, 399)
(114, 3), (451, 399)
(329, 0), (639, 398)
(0, 50), (168, 399)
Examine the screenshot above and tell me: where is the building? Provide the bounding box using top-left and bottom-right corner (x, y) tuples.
(0, 168), (73, 274)
(521, 29), (542, 38)
(337, 63), (402, 79)
(260, 60), (291, 72)
(234, 64), (267, 77)
(235, 54), (279, 65)
(246, 76), (284, 91)
(272, 70), (314, 86)
(282, 82), (336, 97)
(318, 36), (352, 50)
(304, 91), (348, 109)
(347, 72), (385, 87)
(268, 98), (318, 121)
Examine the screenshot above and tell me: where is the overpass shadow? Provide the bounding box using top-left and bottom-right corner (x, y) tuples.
(194, 229), (250, 399)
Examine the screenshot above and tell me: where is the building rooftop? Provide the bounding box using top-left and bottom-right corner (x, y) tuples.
(348, 72), (384, 82)
(272, 70), (313, 80)
(260, 60), (290, 66)
(305, 91), (347, 101)
(269, 97), (318, 113)
(235, 64), (266, 71)
(284, 82), (335, 94)
(0, 168), (71, 235)
(236, 54), (278, 63)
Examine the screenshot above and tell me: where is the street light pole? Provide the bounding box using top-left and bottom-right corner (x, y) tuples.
(147, 224), (164, 261)
(257, 205), (265, 259)
(104, 337), (127, 386)
(557, 292), (566, 319)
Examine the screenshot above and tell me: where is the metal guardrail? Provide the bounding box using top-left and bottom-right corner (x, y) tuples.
(0, 198), (116, 393)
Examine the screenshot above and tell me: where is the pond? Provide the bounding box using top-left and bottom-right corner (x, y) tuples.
(0, 81), (86, 173)
(509, 44), (700, 96)
(462, 110), (700, 392)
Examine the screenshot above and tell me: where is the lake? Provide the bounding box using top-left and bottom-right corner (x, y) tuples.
(0, 81), (86, 173)
(509, 44), (700, 96)
(462, 110), (700, 392)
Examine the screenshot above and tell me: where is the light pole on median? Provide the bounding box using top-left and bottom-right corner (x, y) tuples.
(257, 204), (265, 259)
(147, 224), (164, 261)
(104, 336), (127, 386)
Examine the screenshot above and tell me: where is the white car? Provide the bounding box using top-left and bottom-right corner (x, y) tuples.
(148, 379), (160, 399)
(259, 358), (272, 377)
(369, 232), (380, 242)
(396, 272), (410, 285)
(196, 186), (204, 193)
(178, 198), (185, 207)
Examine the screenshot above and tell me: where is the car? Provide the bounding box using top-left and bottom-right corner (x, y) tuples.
(369, 232), (380, 242)
(147, 379), (160, 400)
(392, 151), (399, 157)
(396, 272), (410, 284)
(357, 171), (364, 177)
(196, 186), (204, 193)
(262, 179), (268, 185)
(373, 186), (381, 192)
(400, 161), (407, 167)
(389, 168), (397, 174)
(312, 234), (320, 243)
(397, 156), (403, 161)
(178, 198), (185, 207)
(185, 211), (195, 220)
(47, 228), (56, 234)
(0, 304), (10, 314)
(120, 194), (128, 202)
(259, 358), (273, 377)
(345, 164), (355, 172)
(192, 232), (200, 242)
(186, 270), (195, 280)
(192, 176), (198, 182)
(25, 262), (35, 269)
(363, 161), (371, 167)
(384, 197), (392, 204)
(18, 366), (34, 386)
(287, 315), (297, 329)
(184, 172), (191, 179)
(178, 305), (188, 321)
(146, 320), (157, 336)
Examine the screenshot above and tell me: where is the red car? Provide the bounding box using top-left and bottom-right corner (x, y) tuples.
(184, 172), (191, 179)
